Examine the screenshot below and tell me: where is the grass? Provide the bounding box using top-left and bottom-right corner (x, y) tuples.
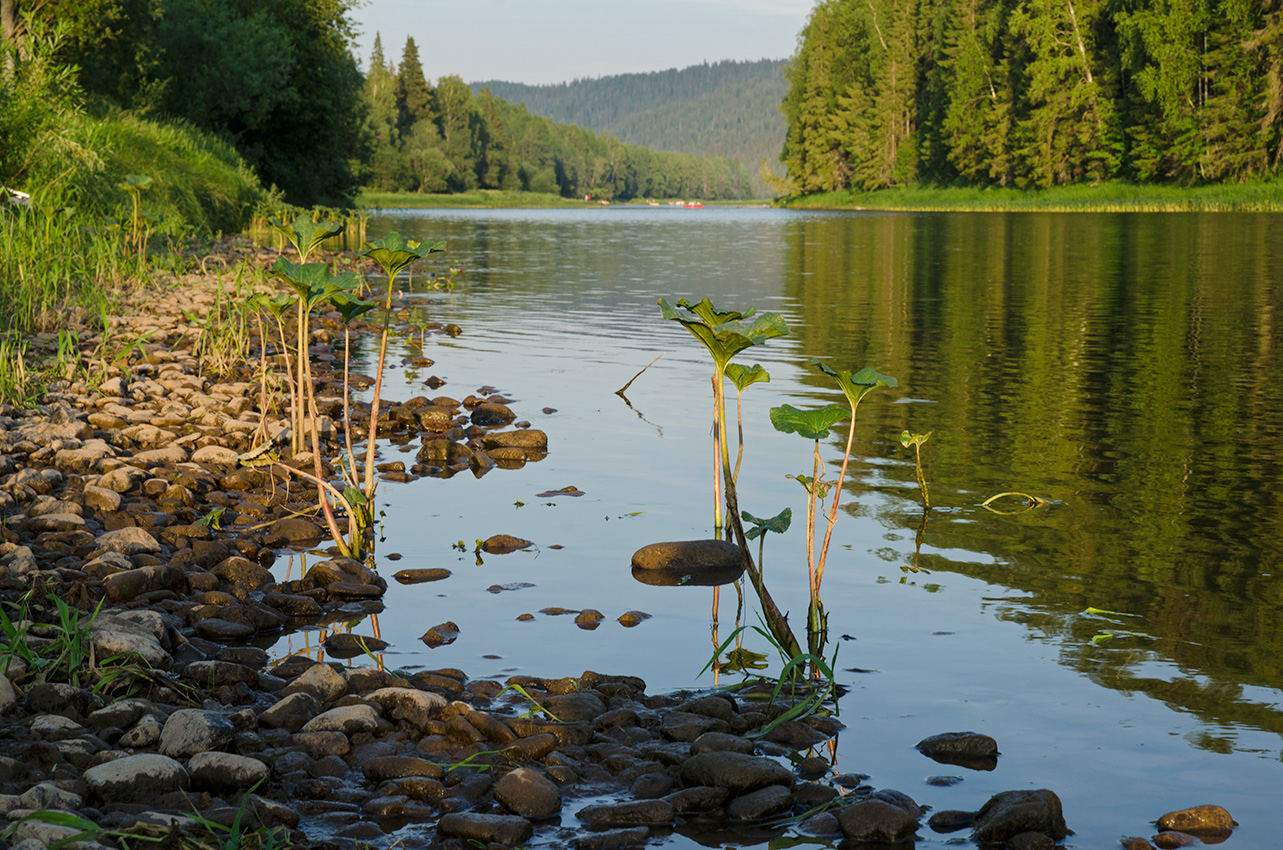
(781, 179), (1283, 212)
(359, 189), (775, 209)
(359, 189), (609, 209)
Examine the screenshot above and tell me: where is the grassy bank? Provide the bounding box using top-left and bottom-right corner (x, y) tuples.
(359, 189), (592, 209)
(782, 180), (1283, 212)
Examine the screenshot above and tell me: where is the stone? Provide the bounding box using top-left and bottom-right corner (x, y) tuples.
(576, 799), (675, 828)
(471, 402), (516, 426)
(480, 534), (533, 554)
(495, 767), (562, 819)
(545, 692), (607, 722)
(94, 526), (162, 555)
(300, 704), (379, 735)
(281, 662), (348, 702)
(631, 539), (742, 571)
(268, 517), (324, 542)
(727, 784), (794, 821)
(258, 692), (320, 732)
(364, 687), (446, 731)
(90, 613), (172, 670)
(437, 812), (533, 845)
(480, 429), (547, 450)
(83, 753), (189, 802)
(82, 484), (122, 513)
(1156, 805), (1235, 834)
(836, 799), (920, 842)
(187, 752), (270, 792)
(568, 827), (651, 849)
(393, 568), (452, 584)
(19, 781), (83, 811)
(191, 445), (241, 464)
(104, 563), (185, 602)
(362, 757), (446, 782)
(421, 621), (460, 647)
(972, 789), (1068, 844)
(159, 709), (236, 757)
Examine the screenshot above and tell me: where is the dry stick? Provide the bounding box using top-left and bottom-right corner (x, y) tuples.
(722, 449), (802, 659)
(614, 353), (663, 396)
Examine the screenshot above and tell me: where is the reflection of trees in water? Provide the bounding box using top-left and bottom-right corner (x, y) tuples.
(781, 211), (1283, 736)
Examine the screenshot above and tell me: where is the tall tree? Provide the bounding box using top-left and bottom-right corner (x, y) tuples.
(395, 35), (433, 136)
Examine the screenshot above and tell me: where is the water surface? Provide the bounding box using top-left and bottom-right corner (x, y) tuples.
(282, 207), (1283, 848)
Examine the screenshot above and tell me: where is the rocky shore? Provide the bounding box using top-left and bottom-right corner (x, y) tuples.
(0, 250), (1226, 849)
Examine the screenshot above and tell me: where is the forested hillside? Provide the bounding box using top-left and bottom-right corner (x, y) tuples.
(364, 38), (754, 201)
(475, 60), (790, 197)
(783, 0), (1283, 193)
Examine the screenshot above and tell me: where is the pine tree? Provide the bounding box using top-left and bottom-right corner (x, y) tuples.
(395, 36), (434, 137)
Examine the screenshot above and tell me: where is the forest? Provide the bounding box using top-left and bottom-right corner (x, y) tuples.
(0, 0), (753, 228)
(476, 60), (789, 197)
(782, 0), (1283, 193)
(363, 36), (754, 201)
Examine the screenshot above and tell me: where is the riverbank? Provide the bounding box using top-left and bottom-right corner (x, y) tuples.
(779, 179), (1283, 212)
(356, 190), (774, 210)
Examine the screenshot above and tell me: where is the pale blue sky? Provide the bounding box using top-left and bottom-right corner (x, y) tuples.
(351, 0), (815, 84)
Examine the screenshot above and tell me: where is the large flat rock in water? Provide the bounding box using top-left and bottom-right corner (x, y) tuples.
(630, 540), (745, 585)
(631, 540), (742, 571)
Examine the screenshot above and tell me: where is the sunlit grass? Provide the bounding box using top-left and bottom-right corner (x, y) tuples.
(783, 180), (1283, 212)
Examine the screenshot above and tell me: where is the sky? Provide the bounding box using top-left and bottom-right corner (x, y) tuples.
(349, 0), (815, 85)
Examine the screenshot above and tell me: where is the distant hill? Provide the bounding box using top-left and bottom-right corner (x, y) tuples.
(473, 59), (789, 198)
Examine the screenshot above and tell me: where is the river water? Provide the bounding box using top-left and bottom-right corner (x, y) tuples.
(280, 207), (1283, 848)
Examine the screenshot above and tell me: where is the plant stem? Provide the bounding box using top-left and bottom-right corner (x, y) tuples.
(363, 278), (396, 500)
(815, 410), (859, 593)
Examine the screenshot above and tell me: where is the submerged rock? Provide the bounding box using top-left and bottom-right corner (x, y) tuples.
(971, 788), (1068, 844)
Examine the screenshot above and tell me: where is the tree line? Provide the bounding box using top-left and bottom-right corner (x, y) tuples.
(476, 60), (790, 197)
(781, 0), (1283, 193)
(364, 36), (754, 201)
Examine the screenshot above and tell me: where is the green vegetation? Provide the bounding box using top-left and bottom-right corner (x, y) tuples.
(475, 59), (790, 198)
(359, 189), (591, 209)
(782, 0), (1283, 195)
(784, 180), (1283, 211)
(361, 35), (753, 202)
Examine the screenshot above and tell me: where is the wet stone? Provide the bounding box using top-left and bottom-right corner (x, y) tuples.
(495, 766), (562, 819)
(836, 799), (920, 842)
(972, 789), (1068, 844)
(728, 784), (794, 821)
(436, 812), (533, 846)
(1156, 805), (1235, 834)
(577, 799), (675, 828)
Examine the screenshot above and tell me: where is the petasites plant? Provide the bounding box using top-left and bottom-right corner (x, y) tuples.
(771, 361), (897, 657)
(658, 297), (787, 532)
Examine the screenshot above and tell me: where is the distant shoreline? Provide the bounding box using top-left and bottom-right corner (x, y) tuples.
(777, 180), (1283, 213)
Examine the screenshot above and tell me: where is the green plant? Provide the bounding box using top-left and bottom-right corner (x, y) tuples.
(701, 623), (839, 732)
(658, 297), (787, 533)
(742, 507), (792, 577)
(900, 430), (932, 508)
(497, 682), (562, 721)
(0, 592), (90, 686)
(360, 232), (445, 500)
(119, 173), (153, 260)
(771, 362), (897, 657)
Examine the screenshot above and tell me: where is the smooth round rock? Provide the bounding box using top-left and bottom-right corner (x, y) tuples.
(495, 767), (562, 819)
(84, 754), (189, 803)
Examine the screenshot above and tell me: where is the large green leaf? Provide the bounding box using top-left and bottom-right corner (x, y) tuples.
(812, 360), (898, 409)
(331, 290), (377, 325)
(725, 362), (770, 392)
(268, 257), (361, 311)
(659, 297), (789, 371)
(743, 506), (792, 541)
(362, 231), (447, 281)
(273, 213), (343, 263)
(769, 403), (849, 440)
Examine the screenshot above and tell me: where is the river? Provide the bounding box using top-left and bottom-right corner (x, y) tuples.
(277, 206), (1283, 848)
